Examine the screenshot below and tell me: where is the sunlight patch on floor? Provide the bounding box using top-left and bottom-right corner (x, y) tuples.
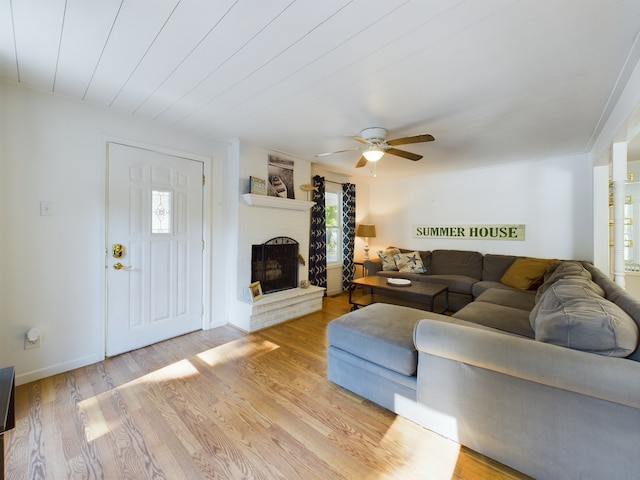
(78, 359), (200, 442)
(380, 414), (460, 479)
(78, 395), (112, 442)
(386, 394), (461, 479)
(196, 338), (280, 366)
(142, 359), (200, 382)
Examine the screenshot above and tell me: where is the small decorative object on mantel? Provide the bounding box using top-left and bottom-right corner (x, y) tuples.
(386, 278), (412, 287)
(299, 279), (310, 288)
(250, 176), (267, 195)
(249, 281), (263, 302)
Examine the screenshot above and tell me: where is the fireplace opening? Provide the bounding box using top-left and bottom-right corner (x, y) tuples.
(251, 237), (299, 294)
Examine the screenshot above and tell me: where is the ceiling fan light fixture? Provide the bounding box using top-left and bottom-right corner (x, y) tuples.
(363, 146), (384, 162)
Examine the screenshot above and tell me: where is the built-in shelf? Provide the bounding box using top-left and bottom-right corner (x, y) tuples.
(241, 193), (315, 211)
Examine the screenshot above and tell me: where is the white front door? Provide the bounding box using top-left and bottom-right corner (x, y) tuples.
(106, 142), (204, 357)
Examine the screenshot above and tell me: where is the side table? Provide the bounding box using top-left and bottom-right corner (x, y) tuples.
(353, 261), (365, 278)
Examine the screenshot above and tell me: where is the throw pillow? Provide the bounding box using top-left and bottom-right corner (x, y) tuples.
(501, 257), (557, 290)
(395, 251), (427, 273)
(543, 261), (589, 283)
(536, 261), (597, 302)
(377, 248), (401, 271)
(530, 276), (606, 325)
(530, 279), (639, 357)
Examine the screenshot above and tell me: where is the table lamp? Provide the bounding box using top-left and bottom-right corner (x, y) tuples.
(356, 224), (377, 260)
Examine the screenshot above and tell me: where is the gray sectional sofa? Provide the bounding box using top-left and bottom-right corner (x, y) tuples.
(328, 250), (640, 480)
(363, 248), (549, 312)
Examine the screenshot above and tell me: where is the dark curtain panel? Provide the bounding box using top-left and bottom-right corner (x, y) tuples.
(309, 175), (327, 289)
(342, 183), (356, 290)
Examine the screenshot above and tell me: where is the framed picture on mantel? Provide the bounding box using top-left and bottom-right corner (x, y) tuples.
(249, 281), (263, 302)
(268, 155), (295, 199)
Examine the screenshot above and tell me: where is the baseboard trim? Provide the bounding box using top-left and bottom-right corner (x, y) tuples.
(15, 353), (102, 386)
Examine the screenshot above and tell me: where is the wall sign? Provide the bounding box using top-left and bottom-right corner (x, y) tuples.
(413, 224), (525, 241)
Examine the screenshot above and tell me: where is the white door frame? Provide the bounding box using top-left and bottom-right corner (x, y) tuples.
(98, 136), (213, 359)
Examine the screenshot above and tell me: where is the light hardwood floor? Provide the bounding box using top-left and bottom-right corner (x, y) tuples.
(4, 294), (531, 479)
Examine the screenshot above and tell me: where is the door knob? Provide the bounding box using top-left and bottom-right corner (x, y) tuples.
(113, 262), (132, 270)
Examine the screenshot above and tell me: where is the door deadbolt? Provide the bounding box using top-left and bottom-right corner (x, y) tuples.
(112, 244), (124, 258)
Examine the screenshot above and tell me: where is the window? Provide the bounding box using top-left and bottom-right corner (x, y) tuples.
(325, 189), (342, 264)
(152, 189), (172, 234)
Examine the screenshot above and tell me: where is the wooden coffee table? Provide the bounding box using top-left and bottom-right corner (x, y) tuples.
(348, 276), (449, 313)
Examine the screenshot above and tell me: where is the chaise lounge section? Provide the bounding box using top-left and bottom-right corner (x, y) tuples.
(328, 255), (640, 479)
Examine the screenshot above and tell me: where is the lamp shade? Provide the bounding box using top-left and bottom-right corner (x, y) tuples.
(356, 224), (376, 238)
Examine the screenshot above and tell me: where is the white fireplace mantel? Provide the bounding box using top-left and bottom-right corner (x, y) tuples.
(241, 194), (314, 211)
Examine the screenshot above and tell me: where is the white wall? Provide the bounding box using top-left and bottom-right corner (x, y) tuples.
(366, 153), (593, 261)
(0, 81), (228, 384)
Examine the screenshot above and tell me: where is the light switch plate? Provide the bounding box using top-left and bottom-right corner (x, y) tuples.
(40, 201), (54, 216)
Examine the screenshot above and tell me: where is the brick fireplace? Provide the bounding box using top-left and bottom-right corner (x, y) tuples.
(231, 191), (324, 332)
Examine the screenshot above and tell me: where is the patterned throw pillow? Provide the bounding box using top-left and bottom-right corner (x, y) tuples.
(377, 248), (401, 271)
(395, 251), (427, 273)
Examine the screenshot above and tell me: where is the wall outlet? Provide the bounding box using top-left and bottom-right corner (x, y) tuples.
(25, 337), (41, 349)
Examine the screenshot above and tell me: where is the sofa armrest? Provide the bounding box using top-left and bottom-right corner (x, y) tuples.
(414, 318), (640, 409)
(363, 258), (382, 274)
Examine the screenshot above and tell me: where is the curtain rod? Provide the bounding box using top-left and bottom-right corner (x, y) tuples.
(324, 179), (349, 185)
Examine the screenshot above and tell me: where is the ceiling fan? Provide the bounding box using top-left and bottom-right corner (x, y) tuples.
(315, 127), (435, 168)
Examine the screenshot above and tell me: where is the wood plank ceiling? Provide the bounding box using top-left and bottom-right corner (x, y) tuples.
(2, 0), (640, 177)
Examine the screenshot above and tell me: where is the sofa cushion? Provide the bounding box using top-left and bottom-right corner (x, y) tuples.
(327, 303), (427, 376)
(530, 279), (639, 357)
(583, 262), (640, 361)
(472, 280), (526, 299)
(394, 251), (427, 273)
(544, 260), (591, 282)
(420, 274), (477, 295)
(377, 248), (401, 271)
(482, 254), (518, 282)
(475, 288), (536, 311)
(430, 249), (483, 278)
(500, 257), (557, 290)
(531, 277), (606, 320)
(453, 302), (535, 338)
(536, 261), (596, 302)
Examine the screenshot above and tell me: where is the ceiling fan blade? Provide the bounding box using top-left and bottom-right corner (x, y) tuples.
(386, 148), (423, 161)
(386, 134), (435, 146)
(350, 136), (370, 144)
(355, 156), (368, 168)
(314, 147), (360, 157)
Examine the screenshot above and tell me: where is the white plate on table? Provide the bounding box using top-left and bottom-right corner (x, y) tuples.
(386, 278), (412, 287)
